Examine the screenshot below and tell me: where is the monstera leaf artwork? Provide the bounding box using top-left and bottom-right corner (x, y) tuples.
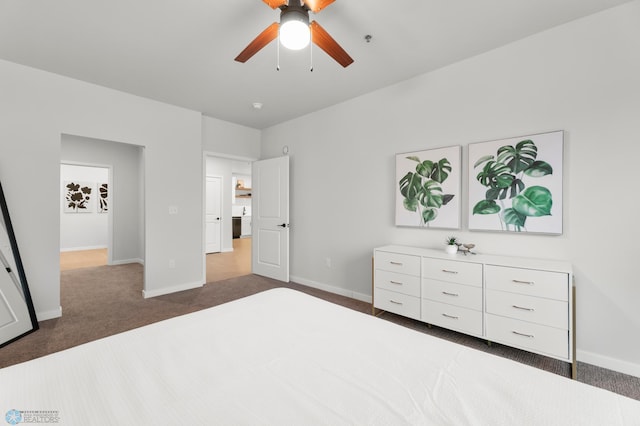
(468, 131), (563, 234)
(396, 146), (461, 229)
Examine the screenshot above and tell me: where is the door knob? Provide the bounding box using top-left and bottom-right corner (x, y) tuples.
(277, 223), (289, 228)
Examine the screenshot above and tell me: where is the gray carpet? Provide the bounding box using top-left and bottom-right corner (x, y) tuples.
(1, 263), (638, 402)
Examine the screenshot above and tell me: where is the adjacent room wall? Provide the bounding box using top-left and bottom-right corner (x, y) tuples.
(0, 59), (203, 319)
(61, 134), (144, 265)
(261, 1), (640, 376)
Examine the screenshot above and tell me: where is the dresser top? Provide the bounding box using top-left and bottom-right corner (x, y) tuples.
(375, 245), (572, 274)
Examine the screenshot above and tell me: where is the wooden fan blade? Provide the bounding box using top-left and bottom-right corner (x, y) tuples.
(303, 0), (335, 13)
(262, 0), (287, 9)
(235, 22), (279, 63)
(310, 21), (353, 67)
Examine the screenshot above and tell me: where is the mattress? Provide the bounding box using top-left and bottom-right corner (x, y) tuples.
(1, 288), (639, 425)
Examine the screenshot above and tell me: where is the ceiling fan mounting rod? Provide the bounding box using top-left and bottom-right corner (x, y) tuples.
(280, 1), (310, 25)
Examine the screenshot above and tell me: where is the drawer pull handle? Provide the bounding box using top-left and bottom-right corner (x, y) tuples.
(442, 291), (459, 297)
(442, 313), (459, 320)
(512, 279), (534, 285)
(512, 331), (535, 338)
(389, 281), (403, 286)
(512, 305), (535, 312)
(390, 261), (404, 266)
(442, 269), (459, 274)
(390, 300), (403, 305)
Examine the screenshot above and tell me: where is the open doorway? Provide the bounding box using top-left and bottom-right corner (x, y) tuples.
(60, 134), (145, 275)
(205, 155), (253, 282)
(60, 163), (110, 271)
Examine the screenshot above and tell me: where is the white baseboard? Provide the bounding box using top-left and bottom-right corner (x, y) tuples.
(206, 248), (233, 254)
(290, 275), (372, 304)
(37, 306), (62, 321)
(577, 349), (640, 378)
(142, 280), (203, 299)
(60, 245), (107, 252)
(110, 258), (144, 266)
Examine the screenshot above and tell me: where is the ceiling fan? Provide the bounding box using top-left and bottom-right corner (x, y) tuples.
(235, 0), (354, 68)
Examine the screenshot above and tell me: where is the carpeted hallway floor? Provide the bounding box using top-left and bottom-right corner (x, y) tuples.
(2, 262), (639, 402)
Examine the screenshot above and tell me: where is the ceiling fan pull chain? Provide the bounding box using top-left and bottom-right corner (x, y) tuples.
(310, 32), (314, 72)
(276, 33), (281, 71)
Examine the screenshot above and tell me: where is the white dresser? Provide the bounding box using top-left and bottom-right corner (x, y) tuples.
(373, 245), (575, 376)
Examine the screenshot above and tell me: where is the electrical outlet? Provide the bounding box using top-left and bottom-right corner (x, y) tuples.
(169, 259), (176, 269)
(169, 205), (178, 215)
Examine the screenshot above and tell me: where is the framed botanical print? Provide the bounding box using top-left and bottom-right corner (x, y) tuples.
(64, 181), (95, 213)
(395, 145), (461, 229)
(98, 183), (109, 213)
(468, 130), (563, 234)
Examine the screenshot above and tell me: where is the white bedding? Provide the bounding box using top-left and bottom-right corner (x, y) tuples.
(1, 288), (639, 425)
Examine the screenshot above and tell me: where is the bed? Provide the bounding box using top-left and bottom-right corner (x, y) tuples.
(1, 288), (639, 425)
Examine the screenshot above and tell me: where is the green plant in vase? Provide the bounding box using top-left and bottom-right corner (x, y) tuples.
(399, 156), (455, 227)
(473, 139), (553, 231)
(444, 236), (459, 254)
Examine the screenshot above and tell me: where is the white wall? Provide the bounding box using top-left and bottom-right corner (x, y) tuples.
(0, 59), (203, 319)
(60, 163), (109, 251)
(202, 115), (260, 159)
(261, 1), (640, 376)
(61, 134), (144, 265)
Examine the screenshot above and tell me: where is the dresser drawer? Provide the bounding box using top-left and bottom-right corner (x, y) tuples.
(486, 314), (569, 360)
(422, 258), (482, 287)
(421, 299), (483, 336)
(486, 290), (568, 329)
(422, 279), (483, 311)
(375, 251), (421, 276)
(375, 270), (421, 297)
(374, 288), (421, 320)
(485, 265), (568, 301)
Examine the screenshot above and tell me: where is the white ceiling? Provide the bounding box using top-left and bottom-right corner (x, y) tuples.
(0, 0), (631, 129)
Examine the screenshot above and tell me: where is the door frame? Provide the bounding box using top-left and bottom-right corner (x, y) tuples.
(202, 152), (258, 282)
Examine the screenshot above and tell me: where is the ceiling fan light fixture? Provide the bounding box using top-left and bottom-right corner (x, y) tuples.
(235, 0), (352, 68)
(279, 8), (310, 50)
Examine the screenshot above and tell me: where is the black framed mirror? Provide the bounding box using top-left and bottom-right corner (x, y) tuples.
(0, 181), (39, 348)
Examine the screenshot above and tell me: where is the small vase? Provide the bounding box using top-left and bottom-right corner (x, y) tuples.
(445, 245), (458, 254)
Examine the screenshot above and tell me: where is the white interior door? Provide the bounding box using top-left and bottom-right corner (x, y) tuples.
(252, 156), (289, 282)
(205, 176), (222, 254)
(0, 242), (33, 346)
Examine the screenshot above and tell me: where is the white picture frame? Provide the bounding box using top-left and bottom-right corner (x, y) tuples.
(468, 130), (563, 235)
